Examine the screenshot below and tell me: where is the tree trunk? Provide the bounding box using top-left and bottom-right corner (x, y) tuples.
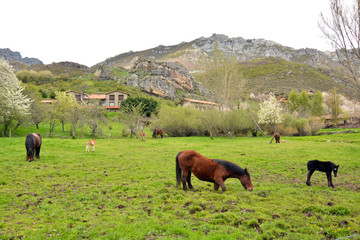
(62, 121), (65, 132)
(14, 121), (21, 130)
(3, 121), (10, 137)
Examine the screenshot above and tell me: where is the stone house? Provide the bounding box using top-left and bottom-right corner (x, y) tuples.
(103, 90), (130, 111)
(66, 90), (130, 111)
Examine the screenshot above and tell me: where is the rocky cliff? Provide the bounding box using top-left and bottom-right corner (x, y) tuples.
(0, 48), (43, 65)
(121, 57), (211, 100)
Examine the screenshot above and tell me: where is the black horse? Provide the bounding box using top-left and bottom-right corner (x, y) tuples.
(306, 160), (339, 188)
(25, 133), (42, 162)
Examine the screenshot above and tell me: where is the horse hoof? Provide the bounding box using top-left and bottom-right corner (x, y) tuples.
(306, 182), (311, 186)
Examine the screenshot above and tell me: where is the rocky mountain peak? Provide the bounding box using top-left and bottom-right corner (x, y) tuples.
(0, 48), (43, 65)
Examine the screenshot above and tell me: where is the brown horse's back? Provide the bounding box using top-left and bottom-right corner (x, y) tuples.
(178, 150), (223, 182)
(32, 133), (42, 147)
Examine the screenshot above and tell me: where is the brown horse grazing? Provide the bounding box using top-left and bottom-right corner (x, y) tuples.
(269, 132), (281, 144)
(176, 150), (254, 192)
(152, 128), (163, 139)
(139, 131), (146, 141)
(25, 133), (42, 162)
(86, 139), (96, 152)
(274, 132), (280, 143)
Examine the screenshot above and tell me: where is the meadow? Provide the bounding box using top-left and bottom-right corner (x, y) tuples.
(0, 132), (360, 239)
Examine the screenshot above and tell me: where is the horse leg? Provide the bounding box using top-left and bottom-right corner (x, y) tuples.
(181, 169), (189, 191)
(306, 170), (314, 186)
(306, 170), (315, 186)
(214, 183), (220, 191)
(215, 178), (226, 192)
(326, 172), (334, 188)
(186, 171), (194, 190)
(92, 145), (95, 152)
(35, 147), (41, 159)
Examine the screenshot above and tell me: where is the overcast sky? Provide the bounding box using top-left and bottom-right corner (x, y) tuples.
(1, 0), (354, 67)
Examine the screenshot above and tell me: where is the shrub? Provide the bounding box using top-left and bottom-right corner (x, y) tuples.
(152, 106), (204, 137)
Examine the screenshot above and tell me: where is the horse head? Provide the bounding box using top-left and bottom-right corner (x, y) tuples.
(239, 168), (254, 191)
(27, 149), (34, 162)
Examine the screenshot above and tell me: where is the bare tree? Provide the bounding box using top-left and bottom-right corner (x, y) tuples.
(196, 43), (246, 109)
(319, 0), (360, 89)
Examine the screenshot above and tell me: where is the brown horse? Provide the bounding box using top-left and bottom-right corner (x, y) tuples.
(269, 132), (281, 144)
(152, 128), (163, 139)
(176, 150), (254, 192)
(25, 133), (42, 162)
(86, 139), (96, 152)
(274, 132), (280, 143)
(139, 131), (146, 141)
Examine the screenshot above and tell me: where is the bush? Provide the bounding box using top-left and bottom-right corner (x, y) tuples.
(308, 118), (325, 135)
(152, 106), (205, 137)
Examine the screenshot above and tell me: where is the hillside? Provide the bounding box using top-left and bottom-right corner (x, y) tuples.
(4, 34), (359, 101)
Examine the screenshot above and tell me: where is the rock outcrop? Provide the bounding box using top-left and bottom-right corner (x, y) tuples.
(0, 48), (43, 65)
(124, 57), (210, 99)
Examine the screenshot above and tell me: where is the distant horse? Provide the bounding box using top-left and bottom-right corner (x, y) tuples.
(176, 150), (254, 192)
(306, 160), (339, 188)
(152, 128), (164, 139)
(139, 131), (146, 141)
(25, 133), (42, 162)
(86, 139), (96, 152)
(270, 132), (281, 144)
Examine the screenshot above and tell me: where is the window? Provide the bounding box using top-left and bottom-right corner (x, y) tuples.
(109, 95), (115, 100)
(109, 102), (115, 107)
(118, 95), (124, 100)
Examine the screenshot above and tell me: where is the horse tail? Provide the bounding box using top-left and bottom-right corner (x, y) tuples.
(176, 151), (183, 187)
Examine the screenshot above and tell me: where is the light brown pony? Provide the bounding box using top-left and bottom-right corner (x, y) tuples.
(139, 131), (146, 141)
(86, 139), (96, 152)
(176, 150), (254, 192)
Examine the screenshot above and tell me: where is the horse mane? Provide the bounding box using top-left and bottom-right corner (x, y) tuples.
(25, 134), (34, 154)
(213, 159), (247, 176)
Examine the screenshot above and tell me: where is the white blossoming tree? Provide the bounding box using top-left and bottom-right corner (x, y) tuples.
(0, 58), (32, 136)
(258, 93), (284, 133)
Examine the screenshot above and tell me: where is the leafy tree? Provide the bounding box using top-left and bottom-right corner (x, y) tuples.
(258, 93), (284, 133)
(311, 91), (324, 116)
(287, 90), (299, 112)
(121, 97), (158, 117)
(0, 58), (32, 136)
(23, 85), (47, 128)
(86, 106), (107, 136)
(326, 87), (343, 132)
(119, 104), (146, 138)
(44, 104), (59, 136)
(56, 92), (75, 132)
(298, 90), (311, 117)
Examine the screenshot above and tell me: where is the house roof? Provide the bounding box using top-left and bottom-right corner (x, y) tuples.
(40, 100), (57, 104)
(105, 106), (120, 109)
(85, 95), (106, 100)
(105, 90), (130, 95)
(182, 98), (218, 106)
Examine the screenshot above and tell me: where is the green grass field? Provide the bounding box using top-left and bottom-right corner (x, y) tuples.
(1, 134), (359, 239)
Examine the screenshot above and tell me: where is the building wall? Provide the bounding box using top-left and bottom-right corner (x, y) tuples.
(106, 91), (129, 107)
